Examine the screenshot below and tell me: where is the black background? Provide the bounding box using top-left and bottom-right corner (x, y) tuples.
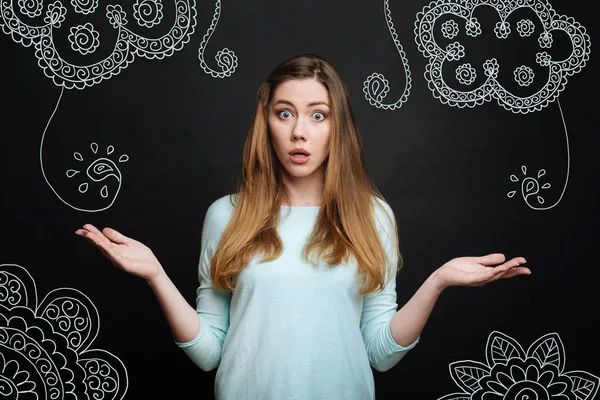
(1, 0), (597, 398)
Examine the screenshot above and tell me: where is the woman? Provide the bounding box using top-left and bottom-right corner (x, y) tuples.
(76, 54), (530, 400)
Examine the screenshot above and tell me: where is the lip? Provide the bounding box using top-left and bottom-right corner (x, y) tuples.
(289, 148), (311, 156)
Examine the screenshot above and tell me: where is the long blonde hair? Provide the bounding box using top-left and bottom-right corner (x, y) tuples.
(210, 54), (402, 295)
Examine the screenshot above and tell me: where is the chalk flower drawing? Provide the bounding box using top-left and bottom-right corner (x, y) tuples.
(438, 331), (599, 400)
(363, 0), (412, 110)
(456, 63), (477, 85)
(133, 0), (163, 28)
(68, 23), (100, 55)
(65, 142), (129, 206)
(517, 19), (535, 37)
(0, 263), (128, 399)
(514, 65), (535, 87)
(414, 0), (590, 113)
(507, 165), (552, 208)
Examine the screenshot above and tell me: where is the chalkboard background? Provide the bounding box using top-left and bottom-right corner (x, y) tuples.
(1, 0), (597, 399)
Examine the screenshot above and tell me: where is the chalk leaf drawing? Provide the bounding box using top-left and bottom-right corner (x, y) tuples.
(363, 0), (412, 110)
(438, 331), (599, 400)
(414, 0), (590, 113)
(0, 263), (128, 399)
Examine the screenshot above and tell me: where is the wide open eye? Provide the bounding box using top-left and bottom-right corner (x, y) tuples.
(277, 110), (292, 119)
(312, 112), (326, 121)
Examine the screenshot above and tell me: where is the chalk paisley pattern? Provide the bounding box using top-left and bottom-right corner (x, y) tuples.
(0, 263), (128, 399)
(363, 0), (412, 110)
(437, 331), (599, 400)
(414, 0), (591, 113)
(198, 0), (237, 78)
(0, 0), (197, 89)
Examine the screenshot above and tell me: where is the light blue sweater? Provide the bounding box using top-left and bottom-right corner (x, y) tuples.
(176, 194), (418, 400)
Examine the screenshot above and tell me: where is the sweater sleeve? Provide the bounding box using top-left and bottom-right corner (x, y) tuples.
(174, 196), (234, 371)
(360, 198), (419, 372)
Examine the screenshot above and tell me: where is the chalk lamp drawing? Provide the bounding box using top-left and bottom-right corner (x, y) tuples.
(438, 331), (599, 400)
(0, 0), (237, 212)
(0, 263), (128, 399)
(363, 0), (412, 110)
(414, 0), (590, 210)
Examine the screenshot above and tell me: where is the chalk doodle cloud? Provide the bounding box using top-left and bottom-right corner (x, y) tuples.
(414, 0), (591, 211)
(414, 0), (590, 113)
(1, 0), (237, 212)
(438, 331), (599, 400)
(0, 263), (128, 399)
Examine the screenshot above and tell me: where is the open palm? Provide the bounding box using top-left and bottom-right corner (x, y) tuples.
(435, 253), (530, 289)
(75, 224), (162, 281)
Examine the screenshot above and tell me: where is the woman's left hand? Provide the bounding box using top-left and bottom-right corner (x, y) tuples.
(433, 253), (530, 290)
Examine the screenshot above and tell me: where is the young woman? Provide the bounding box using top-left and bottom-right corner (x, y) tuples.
(75, 54), (530, 400)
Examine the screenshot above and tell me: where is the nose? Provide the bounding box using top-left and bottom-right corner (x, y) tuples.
(291, 119), (307, 141)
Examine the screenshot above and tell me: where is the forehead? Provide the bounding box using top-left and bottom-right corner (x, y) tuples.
(271, 79), (330, 104)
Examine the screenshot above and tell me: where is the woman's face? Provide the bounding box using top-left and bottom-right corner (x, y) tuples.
(268, 78), (332, 184)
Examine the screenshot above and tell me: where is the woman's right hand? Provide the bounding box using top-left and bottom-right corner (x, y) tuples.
(75, 224), (162, 282)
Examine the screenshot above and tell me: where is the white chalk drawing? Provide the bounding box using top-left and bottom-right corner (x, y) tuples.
(438, 331), (599, 400)
(198, 0), (238, 78)
(414, 0), (590, 112)
(39, 88), (130, 212)
(2, 1), (236, 210)
(506, 99), (570, 210)
(363, 0), (412, 110)
(0, 263), (128, 399)
(0, 0), (198, 89)
(414, 0), (590, 211)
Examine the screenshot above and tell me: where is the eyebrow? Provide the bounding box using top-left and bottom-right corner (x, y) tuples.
(273, 100), (330, 108)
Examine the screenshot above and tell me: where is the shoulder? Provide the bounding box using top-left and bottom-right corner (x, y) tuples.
(203, 193), (237, 236)
(371, 195), (396, 231)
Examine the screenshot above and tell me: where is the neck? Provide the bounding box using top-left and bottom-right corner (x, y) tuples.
(280, 170), (325, 207)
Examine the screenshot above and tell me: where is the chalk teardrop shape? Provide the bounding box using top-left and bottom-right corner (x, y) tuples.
(526, 181), (535, 193)
(79, 182), (88, 193)
(119, 154), (129, 163)
(66, 169), (79, 178)
(91, 142), (99, 154)
(507, 191), (516, 198)
(100, 185), (109, 198)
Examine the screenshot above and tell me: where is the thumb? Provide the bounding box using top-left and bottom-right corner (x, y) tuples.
(102, 227), (130, 244)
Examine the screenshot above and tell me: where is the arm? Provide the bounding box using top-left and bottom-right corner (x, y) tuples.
(75, 225), (200, 342)
(75, 195), (235, 370)
(389, 253), (530, 347)
(146, 266), (201, 343)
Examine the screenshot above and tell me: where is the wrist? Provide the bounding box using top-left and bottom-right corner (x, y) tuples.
(146, 263), (166, 288)
(427, 269), (447, 294)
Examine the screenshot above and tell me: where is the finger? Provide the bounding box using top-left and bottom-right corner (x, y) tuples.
(82, 224), (112, 247)
(102, 227), (130, 245)
(477, 253), (506, 266)
(80, 230), (112, 253)
(496, 257), (527, 270)
(501, 267), (532, 278)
